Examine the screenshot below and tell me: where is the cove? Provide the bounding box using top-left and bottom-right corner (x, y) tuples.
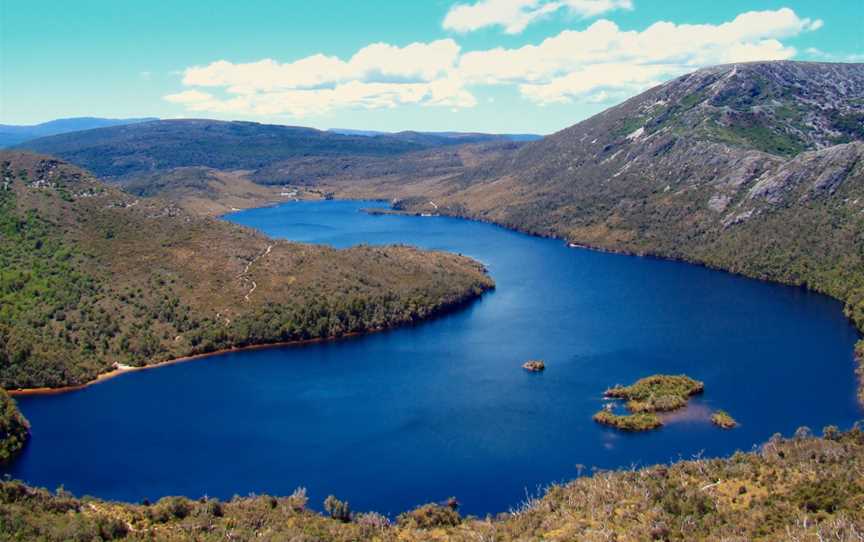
(4, 199), (861, 517)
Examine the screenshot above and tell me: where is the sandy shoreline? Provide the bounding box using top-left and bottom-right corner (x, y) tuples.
(6, 333), (370, 397)
(5, 290), (489, 398)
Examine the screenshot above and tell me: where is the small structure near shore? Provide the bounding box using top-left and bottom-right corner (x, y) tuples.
(522, 360), (546, 372)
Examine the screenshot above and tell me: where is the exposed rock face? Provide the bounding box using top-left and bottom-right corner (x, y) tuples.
(748, 142), (864, 203)
(431, 61), (864, 234)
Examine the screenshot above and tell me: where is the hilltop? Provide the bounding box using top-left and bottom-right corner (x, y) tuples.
(328, 128), (542, 143)
(0, 117), (157, 148)
(0, 151), (493, 390)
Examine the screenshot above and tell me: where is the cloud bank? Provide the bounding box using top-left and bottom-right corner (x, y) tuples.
(164, 8), (823, 117)
(443, 0), (633, 34)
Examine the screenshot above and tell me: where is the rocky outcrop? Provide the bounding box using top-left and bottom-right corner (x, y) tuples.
(522, 360), (545, 372)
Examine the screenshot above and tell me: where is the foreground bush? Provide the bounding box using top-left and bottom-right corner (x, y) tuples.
(396, 503), (461, 528)
(3, 428), (864, 540)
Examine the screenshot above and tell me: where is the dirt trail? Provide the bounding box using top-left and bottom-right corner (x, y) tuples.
(239, 244), (272, 302)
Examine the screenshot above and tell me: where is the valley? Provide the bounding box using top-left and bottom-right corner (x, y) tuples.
(2, 59), (864, 540)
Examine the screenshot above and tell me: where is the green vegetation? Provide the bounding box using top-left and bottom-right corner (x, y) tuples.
(396, 502), (461, 529)
(708, 120), (806, 157)
(15, 119), (512, 181)
(14, 120), (424, 179)
(0, 160), (109, 386)
(3, 428), (863, 541)
(711, 410), (738, 429)
(593, 375), (705, 431)
(592, 410), (662, 431)
(0, 389), (29, 461)
(0, 152), (493, 389)
(604, 374), (704, 413)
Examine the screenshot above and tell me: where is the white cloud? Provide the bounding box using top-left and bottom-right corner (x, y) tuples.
(169, 40), (469, 117)
(805, 47), (864, 63)
(164, 8), (823, 116)
(164, 89), (215, 104)
(183, 39), (461, 93)
(442, 0), (632, 34)
(518, 63), (669, 104)
(459, 8), (822, 103)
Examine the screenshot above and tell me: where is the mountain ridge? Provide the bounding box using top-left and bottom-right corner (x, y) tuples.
(0, 117), (157, 148)
(15, 119), (531, 182)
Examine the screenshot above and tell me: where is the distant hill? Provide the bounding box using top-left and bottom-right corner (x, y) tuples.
(0, 117), (157, 147)
(329, 128), (542, 143)
(16, 119), (525, 181)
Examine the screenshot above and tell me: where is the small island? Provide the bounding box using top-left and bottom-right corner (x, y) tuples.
(593, 374), (704, 432)
(711, 410), (738, 429)
(522, 360), (546, 372)
(592, 410), (662, 431)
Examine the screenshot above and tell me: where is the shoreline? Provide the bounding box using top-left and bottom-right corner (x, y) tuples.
(7, 286), (491, 397)
(8, 333), (374, 397)
(12, 196), (861, 401)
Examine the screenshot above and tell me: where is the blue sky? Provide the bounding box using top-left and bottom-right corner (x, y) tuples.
(1, 0), (862, 134)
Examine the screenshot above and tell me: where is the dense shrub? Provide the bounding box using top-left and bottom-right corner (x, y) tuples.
(396, 503), (461, 529)
(150, 496), (192, 522)
(0, 389), (29, 461)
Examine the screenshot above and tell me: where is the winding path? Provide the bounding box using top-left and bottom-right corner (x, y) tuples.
(239, 244), (272, 302)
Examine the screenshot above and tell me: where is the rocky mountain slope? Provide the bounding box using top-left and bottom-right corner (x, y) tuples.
(324, 62), (864, 394)
(0, 151), (493, 390)
(371, 61), (864, 234)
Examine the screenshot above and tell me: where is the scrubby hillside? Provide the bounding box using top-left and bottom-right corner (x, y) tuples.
(2, 427), (863, 541)
(0, 151), (493, 390)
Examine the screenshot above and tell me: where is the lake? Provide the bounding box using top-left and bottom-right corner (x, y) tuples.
(5, 199), (861, 517)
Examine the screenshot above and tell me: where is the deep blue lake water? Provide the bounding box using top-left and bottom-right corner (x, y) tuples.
(5, 199), (862, 516)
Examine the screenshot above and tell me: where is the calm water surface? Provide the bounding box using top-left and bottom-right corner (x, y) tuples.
(6, 200), (862, 516)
